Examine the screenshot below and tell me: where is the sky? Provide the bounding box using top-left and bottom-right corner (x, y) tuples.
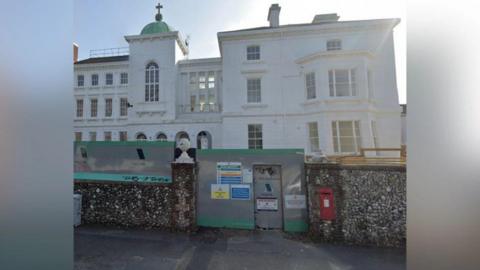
(74, 0), (406, 104)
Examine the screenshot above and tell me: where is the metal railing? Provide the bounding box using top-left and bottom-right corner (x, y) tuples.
(89, 47), (129, 58)
(306, 147), (406, 166)
(178, 104), (222, 113)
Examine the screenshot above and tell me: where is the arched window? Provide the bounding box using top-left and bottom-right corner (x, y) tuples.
(145, 62), (159, 102)
(175, 131), (189, 147)
(136, 133), (147, 141)
(156, 132), (167, 141)
(197, 131), (212, 149)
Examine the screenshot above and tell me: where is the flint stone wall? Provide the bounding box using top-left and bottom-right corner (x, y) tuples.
(306, 164), (406, 247)
(74, 163), (197, 232)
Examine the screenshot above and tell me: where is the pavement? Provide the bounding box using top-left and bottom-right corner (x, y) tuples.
(75, 225), (405, 270)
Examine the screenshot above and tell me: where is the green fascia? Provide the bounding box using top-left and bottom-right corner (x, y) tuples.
(197, 148), (305, 156)
(74, 172), (172, 184)
(74, 141), (175, 148)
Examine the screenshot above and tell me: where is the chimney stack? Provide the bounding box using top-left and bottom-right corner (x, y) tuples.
(267, 4), (281, 28)
(73, 43), (79, 63)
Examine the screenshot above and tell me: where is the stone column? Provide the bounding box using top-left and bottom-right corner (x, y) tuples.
(171, 163), (197, 232)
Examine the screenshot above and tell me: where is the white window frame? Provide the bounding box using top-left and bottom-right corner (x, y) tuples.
(188, 71), (217, 112)
(91, 74), (98, 86)
(327, 39), (342, 51)
(145, 62), (159, 102)
(90, 99), (98, 118)
(329, 69), (357, 97)
(207, 71), (215, 89)
(308, 122), (320, 152)
(77, 75), (84, 87)
(105, 98), (113, 117)
(198, 72), (206, 89)
(247, 78), (261, 103)
(305, 72), (316, 100)
(105, 73), (113, 85)
(246, 45), (260, 60)
(120, 72), (128, 85)
(76, 99), (83, 118)
(248, 124), (263, 149)
(120, 98), (128, 116)
(332, 120), (362, 154)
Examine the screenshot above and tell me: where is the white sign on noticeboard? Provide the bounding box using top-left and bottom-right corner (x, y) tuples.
(242, 168), (253, 183)
(285, 195), (306, 209)
(256, 198), (278, 211)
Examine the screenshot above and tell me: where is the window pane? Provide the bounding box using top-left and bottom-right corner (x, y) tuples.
(248, 124), (262, 149)
(327, 40), (342, 51)
(105, 99), (112, 117)
(247, 78), (261, 103)
(90, 99), (97, 117)
(106, 73), (113, 85)
(76, 99), (83, 117)
(247, 45), (260, 60)
(308, 122), (319, 152)
(340, 137), (355, 152)
(77, 75), (84, 87)
(350, 69), (356, 96)
(120, 98), (128, 116)
(306, 72), (316, 99)
(336, 83), (350, 96)
(328, 70), (334, 96)
(338, 121), (354, 136)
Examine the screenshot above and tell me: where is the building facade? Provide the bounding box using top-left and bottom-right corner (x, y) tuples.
(74, 4), (401, 156)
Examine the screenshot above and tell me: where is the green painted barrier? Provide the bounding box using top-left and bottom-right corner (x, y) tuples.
(197, 216), (255, 230)
(284, 220), (309, 232)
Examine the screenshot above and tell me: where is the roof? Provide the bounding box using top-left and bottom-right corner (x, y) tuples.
(75, 55), (129, 65)
(218, 18), (399, 35)
(141, 21), (173, 35)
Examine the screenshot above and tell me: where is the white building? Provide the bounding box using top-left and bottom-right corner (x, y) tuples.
(74, 4), (401, 156)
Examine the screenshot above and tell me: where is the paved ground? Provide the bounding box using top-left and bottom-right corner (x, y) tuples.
(75, 225), (405, 270)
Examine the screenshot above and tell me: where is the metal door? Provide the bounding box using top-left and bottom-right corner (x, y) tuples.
(253, 165), (283, 229)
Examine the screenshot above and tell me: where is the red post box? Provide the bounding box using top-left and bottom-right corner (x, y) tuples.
(319, 187), (336, 220)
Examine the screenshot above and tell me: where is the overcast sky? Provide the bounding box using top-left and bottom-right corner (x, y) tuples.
(74, 0), (405, 104)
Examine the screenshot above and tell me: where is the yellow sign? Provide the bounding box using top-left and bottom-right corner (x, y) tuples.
(211, 184), (230, 199)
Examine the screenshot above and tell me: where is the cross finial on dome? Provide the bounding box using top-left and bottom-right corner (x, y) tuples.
(155, 2), (163, 21)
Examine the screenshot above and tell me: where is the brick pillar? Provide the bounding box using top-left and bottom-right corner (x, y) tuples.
(171, 163), (197, 232)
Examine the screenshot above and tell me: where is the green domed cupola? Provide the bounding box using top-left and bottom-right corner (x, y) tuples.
(140, 2), (174, 35)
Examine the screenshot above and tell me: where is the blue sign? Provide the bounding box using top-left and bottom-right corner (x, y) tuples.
(217, 162), (243, 184)
(231, 184), (251, 200)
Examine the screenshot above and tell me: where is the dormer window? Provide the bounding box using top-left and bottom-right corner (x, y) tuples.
(246, 45), (260, 60)
(145, 62), (159, 102)
(327, 39), (342, 51)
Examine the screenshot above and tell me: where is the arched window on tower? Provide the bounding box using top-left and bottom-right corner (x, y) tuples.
(145, 62), (159, 102)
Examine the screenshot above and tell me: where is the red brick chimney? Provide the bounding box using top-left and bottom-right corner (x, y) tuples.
(73, 43), (79, 63)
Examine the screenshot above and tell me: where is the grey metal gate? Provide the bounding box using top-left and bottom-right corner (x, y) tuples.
(254, 165), (283, 229)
